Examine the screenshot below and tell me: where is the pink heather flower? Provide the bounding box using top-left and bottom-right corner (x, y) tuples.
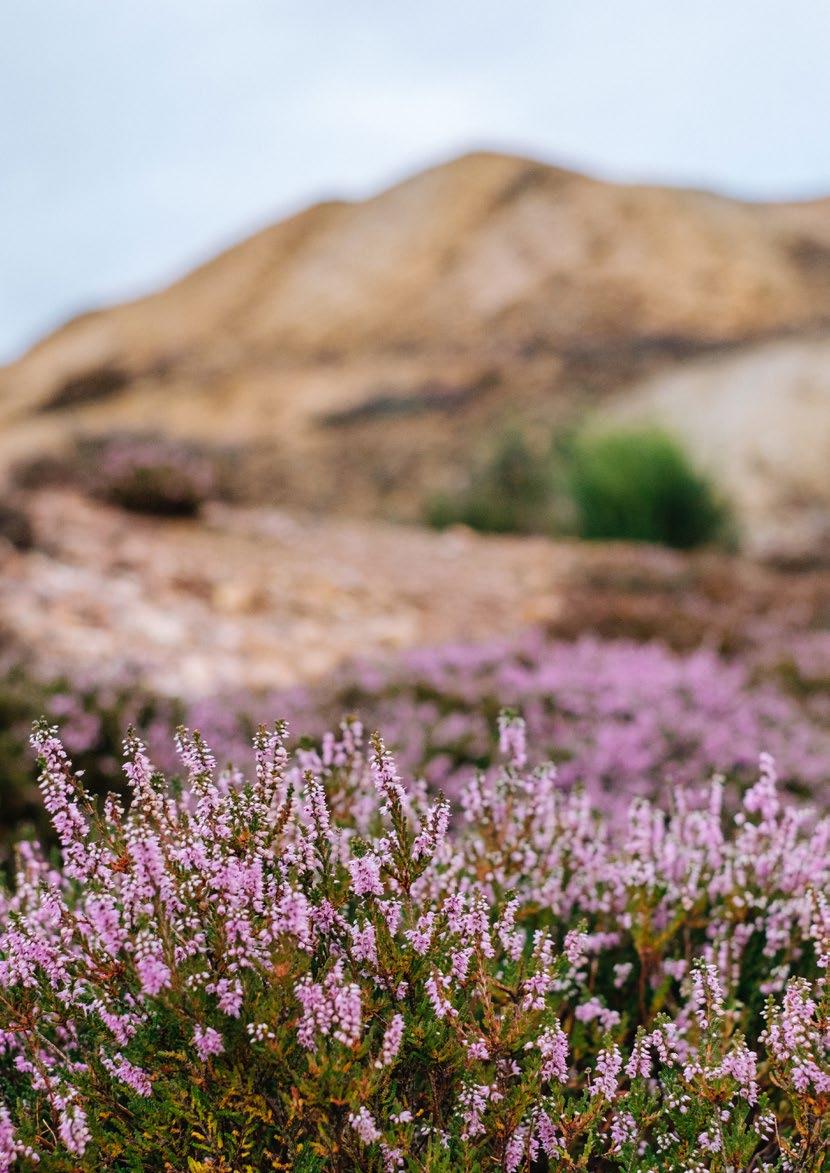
(613, 962), (633, 988)
(302, 777), (332, 842)
(626, 1034), (652, 1080)
(449, 948), (473, 982)
(591, 1045), (622, 1100)
(405, 911), (435, 955)
(575, 997), (621, 1032)
(465, 895), (495, 959)
(458, 1083), (502, 1141)
(380, 1143), (404, 1171)
(534, 1021), (569, 1083)
(58, 1101), (90, 1157)
(272, 887), (314, 951)
(30, 723), (95, 881)
(498, 711), (528, 768)
(466, 1038), (490, 1061)
(253, 721), (289, 796)
(535, 1109), (564, 1158)
(691, 961), (725, 1031)
(193, 1025), (224, 1062)
(810, 890), (830, 969)
(563, 928), (587, 967)
(762, 977), (830, 1094)
(370, 737), (407, 811)
(0, 1104), (38, 1170)
(84, 895), (128, 958)
(209, 977), (244, 1018)
(610, 1110), (637, 1151)
(698, 1129), (722, 1153)
(100, 1052), (152, 1097)
(347, 854), (384, 897)
(496, 899), (524, 962)
(350, 922), (379, 968)
(376, 1014), (404, 1068)
(295, 962), (362, 1052)
(663, 958), (687, 982)
(720, 1042), (758, 1104)
(412, 798), (451, 860)
(425, 974), (457, 1020)
(743, 752), (780, 823)
(173, 726), (216, 779)
(349, 1106), (380, 1145)
(505, 1125), (533, 1172)
(135, 951), (171, 998)
(379, 899), (402, 936)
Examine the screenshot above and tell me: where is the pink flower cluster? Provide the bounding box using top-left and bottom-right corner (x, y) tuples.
(156, 632), (830, 817)
(0, 715), (827, 1168)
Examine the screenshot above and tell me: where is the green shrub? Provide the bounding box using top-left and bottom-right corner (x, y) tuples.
(426, 430), (556, 534)
(568, 428), (729, 549)
(426, 425), (729, 550)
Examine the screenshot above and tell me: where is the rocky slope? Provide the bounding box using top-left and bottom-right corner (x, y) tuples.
(2, 151), (830, 537)
(0, 490), (569, 696)
(2, 490), (828, 700)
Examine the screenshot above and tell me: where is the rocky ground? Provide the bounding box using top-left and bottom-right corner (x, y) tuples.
(3, 489), (829, 700)
(0, 491), (573, 696)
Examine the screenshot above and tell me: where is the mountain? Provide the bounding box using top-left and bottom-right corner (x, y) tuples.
(3, 150), (830, 533)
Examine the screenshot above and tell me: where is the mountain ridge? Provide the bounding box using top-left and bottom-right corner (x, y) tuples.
(3, 150), (830, 545)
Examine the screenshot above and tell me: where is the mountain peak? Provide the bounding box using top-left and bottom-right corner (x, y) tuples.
(2, 151), (830, 543)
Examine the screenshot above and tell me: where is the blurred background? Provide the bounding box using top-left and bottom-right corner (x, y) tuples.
(2, 0), (830, 843)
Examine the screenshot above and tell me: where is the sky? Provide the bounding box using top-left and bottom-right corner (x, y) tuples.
(2, 0), (830, 361)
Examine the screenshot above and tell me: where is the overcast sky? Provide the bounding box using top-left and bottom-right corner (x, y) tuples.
(2, 0), (830, 361)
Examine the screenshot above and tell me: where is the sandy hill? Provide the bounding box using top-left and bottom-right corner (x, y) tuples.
(3, 150), (830, 533)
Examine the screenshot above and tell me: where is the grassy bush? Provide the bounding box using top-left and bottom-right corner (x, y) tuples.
(427, 426), (729, 551)
(568, 428), (729, 549)
(0, 719), (827, 1169)
(426, 431), (557, 534)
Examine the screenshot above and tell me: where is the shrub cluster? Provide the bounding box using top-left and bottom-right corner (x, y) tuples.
(426, 432), (556, 535)
(427, 427), (729, 550)
(183, 634), (829, 813)
(567, 429), (730, 550)
(10, 435), (217, 519)
(0, 717), (828, 1170)
(83, 433), (215, 517)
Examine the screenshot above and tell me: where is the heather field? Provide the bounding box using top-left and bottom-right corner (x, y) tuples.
(0, 624), (829, 1169)
(3, 627), (830, 843)
(4, 10), (830, 1169)
(0, 712), (828, 1170)
(1, 468), (829, 1173)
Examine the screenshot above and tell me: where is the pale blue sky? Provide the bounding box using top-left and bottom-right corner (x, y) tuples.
(2, 0), (830, 360)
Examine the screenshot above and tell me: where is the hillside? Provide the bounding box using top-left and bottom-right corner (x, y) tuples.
(2, 150), (830, 532)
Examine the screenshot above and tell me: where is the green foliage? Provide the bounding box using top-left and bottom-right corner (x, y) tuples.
(426, 424), (730, 550)
(568, 427), (729, 549)
(426, 430), (557, 535)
